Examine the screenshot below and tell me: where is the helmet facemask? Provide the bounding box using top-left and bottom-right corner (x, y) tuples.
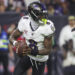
(37, 11), (48, 25)
(28, 2), (48, 25)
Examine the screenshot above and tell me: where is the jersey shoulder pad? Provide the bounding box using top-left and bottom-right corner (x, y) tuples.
(22, 15), (29, 19)
(17, 16), (29, 32)
(47, 20), (55, 33)
(42, 20), (55, 37)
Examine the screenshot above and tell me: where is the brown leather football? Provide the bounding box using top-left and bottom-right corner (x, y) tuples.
(17, 41), (29, 57)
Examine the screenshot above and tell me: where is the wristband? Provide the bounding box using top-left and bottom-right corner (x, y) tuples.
(13, 41), (17, 46)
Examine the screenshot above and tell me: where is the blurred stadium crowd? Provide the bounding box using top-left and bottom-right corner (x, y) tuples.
(0, 0), (75, 15)
(0, 0), (75, 75)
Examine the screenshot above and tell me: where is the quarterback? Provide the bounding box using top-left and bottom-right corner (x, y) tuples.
(9, 2), (55, 75)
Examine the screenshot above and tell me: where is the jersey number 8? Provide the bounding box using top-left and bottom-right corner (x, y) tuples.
(29, 39), (38, 50)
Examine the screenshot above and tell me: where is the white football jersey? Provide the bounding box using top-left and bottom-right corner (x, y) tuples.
(59, 25), (75, 50)
(17, 15), (55, 62)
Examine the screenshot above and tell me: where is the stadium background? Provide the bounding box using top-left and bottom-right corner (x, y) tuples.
(0, 0), (75, 75)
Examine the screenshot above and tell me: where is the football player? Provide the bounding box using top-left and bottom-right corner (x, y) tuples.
(9, 2), (55, 75)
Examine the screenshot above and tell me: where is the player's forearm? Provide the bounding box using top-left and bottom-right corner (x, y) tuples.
(9, 33), (16, 44)
(9, 34), (17, 45)
(38, 36), (52, 55)
(29, 46), (52, 56)
(8, 43), (14, 53)
(9, 29), (22, 45)
(38, 48), (52, 55)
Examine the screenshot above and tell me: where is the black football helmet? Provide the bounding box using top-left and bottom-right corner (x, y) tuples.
(28, 2), (48, 25)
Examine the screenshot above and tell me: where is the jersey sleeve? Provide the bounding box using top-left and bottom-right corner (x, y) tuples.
(17, 17), (25, 32)
(49, 22), (55, 35)
(43, 21), (55, 37)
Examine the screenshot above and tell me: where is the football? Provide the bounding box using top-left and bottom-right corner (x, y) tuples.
(17, 41), (29, 57)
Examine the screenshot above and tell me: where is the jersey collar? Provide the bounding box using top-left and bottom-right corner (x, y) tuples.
(30, 22), (39, 31)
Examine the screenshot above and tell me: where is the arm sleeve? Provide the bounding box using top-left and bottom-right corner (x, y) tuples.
(17, 17), (24, 32)
(46, 22), (55, 37)
(50, 22), (55, 34)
